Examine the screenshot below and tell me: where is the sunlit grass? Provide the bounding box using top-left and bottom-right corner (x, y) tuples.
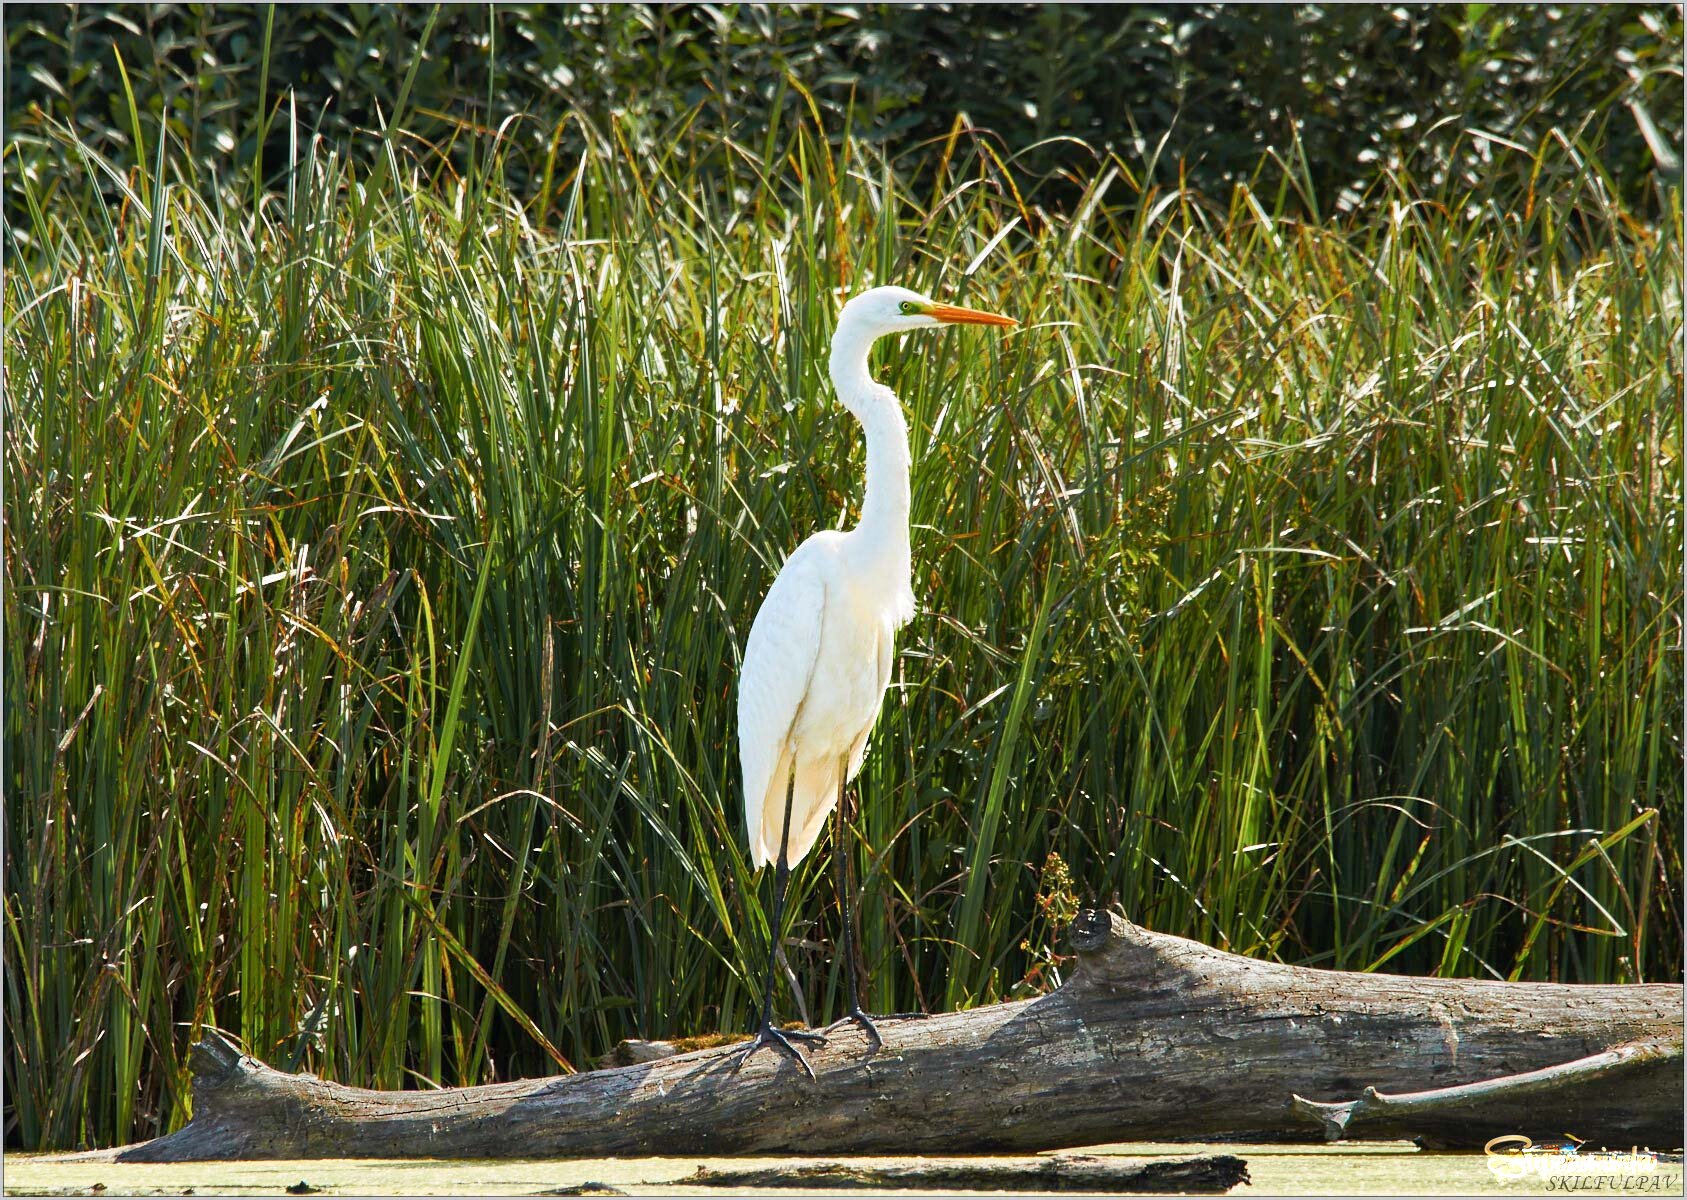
(4, 108), (1680, 1148)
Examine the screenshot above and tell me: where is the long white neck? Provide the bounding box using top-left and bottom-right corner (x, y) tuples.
(829, 321), (912, 557)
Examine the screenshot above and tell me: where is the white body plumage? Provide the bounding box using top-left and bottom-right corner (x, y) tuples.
(738, 286), (1014, 870)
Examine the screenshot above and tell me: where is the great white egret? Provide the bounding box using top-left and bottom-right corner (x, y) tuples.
(735, 285), (1016, 1076)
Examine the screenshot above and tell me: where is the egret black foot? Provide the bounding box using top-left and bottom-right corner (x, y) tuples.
(822, 1007), (884, 1051)
(731, 1022), (827, 1081)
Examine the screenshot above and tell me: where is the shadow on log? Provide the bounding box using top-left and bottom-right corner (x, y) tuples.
(115, 910), (1683, 1161)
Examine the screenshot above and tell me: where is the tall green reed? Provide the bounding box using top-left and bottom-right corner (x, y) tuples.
(4, 111), (1679, 1147)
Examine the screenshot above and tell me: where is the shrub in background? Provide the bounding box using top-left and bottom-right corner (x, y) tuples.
(6, 4), (1681, 215)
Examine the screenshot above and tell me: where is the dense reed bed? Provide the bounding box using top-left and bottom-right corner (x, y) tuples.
(5, 113), (1680, 1148)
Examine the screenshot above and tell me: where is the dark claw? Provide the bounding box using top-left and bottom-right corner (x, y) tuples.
(821, 1007), (884, 1051)
(731, 1023), (826, 1080)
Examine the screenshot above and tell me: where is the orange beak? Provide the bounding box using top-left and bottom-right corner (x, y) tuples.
(926, 302), (1017, 328)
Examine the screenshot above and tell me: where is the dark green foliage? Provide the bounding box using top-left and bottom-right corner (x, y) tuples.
(6, 4), (1682, 213)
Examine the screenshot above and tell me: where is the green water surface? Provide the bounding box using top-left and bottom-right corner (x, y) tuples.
(8, 1141), (1681, 1196)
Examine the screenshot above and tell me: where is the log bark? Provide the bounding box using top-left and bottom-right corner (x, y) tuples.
(116, 910), (1683, 1161)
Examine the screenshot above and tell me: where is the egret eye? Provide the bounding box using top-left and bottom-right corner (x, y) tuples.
(899, 300), (916, 314)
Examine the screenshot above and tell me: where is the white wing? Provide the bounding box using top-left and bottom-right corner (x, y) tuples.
(738, 536), (834, 868)
(845, 617), (895, 782)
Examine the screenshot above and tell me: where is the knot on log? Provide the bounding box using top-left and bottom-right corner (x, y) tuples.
(188, 1029), (251, 1088)
(1067, 908), (1211, 994)
(1070, 908), (1131, 953)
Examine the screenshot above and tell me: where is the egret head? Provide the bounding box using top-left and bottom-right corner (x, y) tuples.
(838, 285), (1017, 338)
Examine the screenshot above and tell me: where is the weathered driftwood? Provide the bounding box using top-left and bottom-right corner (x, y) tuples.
(1290, 1040), (1681, 1145)
(679, 1153), (1250, 1192)
(116, 910), (1683, 1161)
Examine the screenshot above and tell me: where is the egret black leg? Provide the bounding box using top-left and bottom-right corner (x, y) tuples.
(821, 763), (883, 1050)
(733, 772), (825, 1079)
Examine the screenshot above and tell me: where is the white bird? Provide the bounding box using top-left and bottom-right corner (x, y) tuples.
(734, 285), (1016, 1076)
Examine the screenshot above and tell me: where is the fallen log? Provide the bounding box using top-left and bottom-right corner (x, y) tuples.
(116, 910), (1682, 1161)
